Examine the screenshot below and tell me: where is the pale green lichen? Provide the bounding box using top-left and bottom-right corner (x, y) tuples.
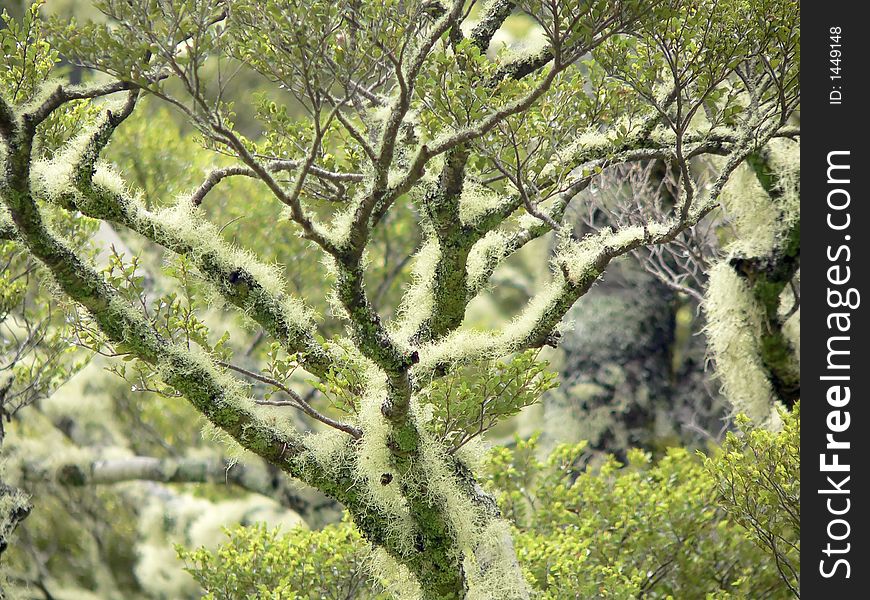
(453, 437), (490, 476)
(508, 279), (566, 336)
(151, 202), (288, 298)
(719, 162), (781, 257)
(541, 122), (633, 183)
(416, 423), (478, 545)
(703, 263), (783, 429)
(304, 427), (355, 473)
(32, 114), (134, 206)
(32, 152), (81, 202)
(199, 421), (253, 471)
(320, 204), (358, 250)
(555, 229), (611, 285)
(390, 238), (441, 347)
(466, 230), (510, 292)
(354, 367), (415, 553)
(33, 147), (318, 347)
(421, 443), (529, 597)
(368, 547), (424, 599)
(0, 204), (15, 232)
(765, 138), (801, 226)
(704, 140), (800, 429)
(555, 224), (672, 284)
(417, 329), (498, 372)
(391, 402), (530, 598)
(416, 279), (564, 372)
(91, 162), (134, 198)
(464, 519), (530, 600)
(459, 181), (506, 227)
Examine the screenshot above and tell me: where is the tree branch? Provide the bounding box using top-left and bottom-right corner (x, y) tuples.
(419, 120), (785, 374)
(21, 79), (142, 131)
(1, 116), (363, 503)
(217, 360), (362, 438)
(0, 96), (15, 141)
(190, 161), (364, 207)
(32, 117), (335, 380)
(470, 0), (515, 52)
(44, 455), (339, 524)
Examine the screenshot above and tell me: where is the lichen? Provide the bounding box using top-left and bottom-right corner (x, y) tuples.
(151, 202), (288, 298)
(466, 230), (510, 291)
(765, 138), (800, 226)
(416, 278), (564, 373)
(304, 428), (355, 472)
(703, 263), (783, 429)
(33, 145), (319, 354)
(464, 519), (530, 600)
(417, 423), (478, 547)
(368, 547), (424, 599)
(390, 238), (441, 347)
(353, 367), (416, 554)
(704, 140), (800, 428)
(719, 162), (781, 257)
(459, 181), (506, 227)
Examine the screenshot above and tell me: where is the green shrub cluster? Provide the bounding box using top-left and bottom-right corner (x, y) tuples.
(179, 519), (385, 600)
(181, 407), (800, 599)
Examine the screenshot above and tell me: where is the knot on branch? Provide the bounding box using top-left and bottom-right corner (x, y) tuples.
(56, 463), (88, 486)
(543, 330), (562, 348)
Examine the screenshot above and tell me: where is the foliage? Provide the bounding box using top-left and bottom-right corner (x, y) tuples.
(0, 1), (56, 104)
(181, 409), (801, 599)
(419, 349), (558, 453)
(486, 436), (792, 599)
(1, 214), (95, 444)
(178, 521), (386, 600)
(705, 403), (800, 595)
(0, 0), (100, 434)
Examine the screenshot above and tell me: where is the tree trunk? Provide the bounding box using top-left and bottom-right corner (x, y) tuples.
(0, 481), (31, 560)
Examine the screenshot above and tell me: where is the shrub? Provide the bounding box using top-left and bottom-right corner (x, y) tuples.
(182, 408), (800, 599)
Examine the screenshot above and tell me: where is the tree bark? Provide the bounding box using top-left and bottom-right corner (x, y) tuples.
(0, 481), (31, 559)
(22, 455), (339, 527)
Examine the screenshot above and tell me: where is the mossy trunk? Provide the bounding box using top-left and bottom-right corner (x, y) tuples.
(344, 449), (528, 599)
(543, 161), (726, 455)
(736, 153), (801, 405)
(543, 258), (722, 455)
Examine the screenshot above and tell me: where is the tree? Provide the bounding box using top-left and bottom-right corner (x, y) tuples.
(1, 2), (98, 563)
(1, 0), (799, 597)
